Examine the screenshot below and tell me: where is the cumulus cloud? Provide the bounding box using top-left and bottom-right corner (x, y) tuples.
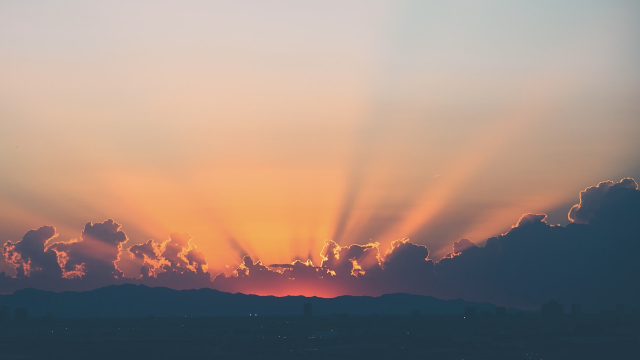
(129, 239), (166, 277)
(320, 240), (381, 277)
(127, 232), (210, 289)
(2, 226), (61, 278)
(49, 219), (127, 280)
(0, 221), (132, 293)
(212, 178), (640, 309)
(129, 232), (208, 276)
(569, 178), (638, 224)
(212, 256), (316, 296)
(211, 238), (443, 298)
(2, 178), (640, 311)
(451, 238), (476, 255)
(435, 180), (640, 309)
(1, 221), (212, 292)
(515, 213), (547, 227)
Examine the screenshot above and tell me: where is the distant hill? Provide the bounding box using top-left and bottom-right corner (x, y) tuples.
(0, 284), (520, 318)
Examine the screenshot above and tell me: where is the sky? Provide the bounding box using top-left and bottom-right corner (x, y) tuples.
(1, 1), (640, 307)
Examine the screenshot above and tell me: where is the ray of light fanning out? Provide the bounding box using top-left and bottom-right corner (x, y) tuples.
(2, 177), (640, 310)
(1, 0), (640, 289)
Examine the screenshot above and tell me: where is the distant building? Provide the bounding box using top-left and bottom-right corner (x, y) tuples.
(0, 306), (8, 322)
(571, 303), (581, 315)
(303, 303), (312, 318)
(412, 310), (420, 317)
(495, 307), (506, 318)
(541, 300), (563, 318)
(14, 308), (27, 322)
(464, 307), (476, 318)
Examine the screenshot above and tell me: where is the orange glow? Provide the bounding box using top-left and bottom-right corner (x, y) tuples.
(2, 1), (640, 286)
(356, 78), (578, 251)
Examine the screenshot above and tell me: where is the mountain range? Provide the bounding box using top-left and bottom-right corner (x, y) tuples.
(0, 284), (522, 318)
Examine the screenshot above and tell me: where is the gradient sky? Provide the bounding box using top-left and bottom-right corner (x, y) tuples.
(1, 0), (639, 280)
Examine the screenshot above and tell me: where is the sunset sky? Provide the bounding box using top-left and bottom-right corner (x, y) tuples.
(1, 1), (639, 301)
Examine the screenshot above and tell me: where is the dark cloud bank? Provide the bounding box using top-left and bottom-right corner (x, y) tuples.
(2, 178), (639, 310)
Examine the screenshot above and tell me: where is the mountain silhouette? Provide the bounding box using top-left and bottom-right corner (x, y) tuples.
(0, 284), (518, 318)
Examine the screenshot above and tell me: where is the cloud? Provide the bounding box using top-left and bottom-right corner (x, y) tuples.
(383, 239), (431, 273)
(212, 177), (640, 309)
(320, 240), (381, 276)
(0, 221), (212, 292)
(2, 226), (61, 278)
(49, 219), (128, 280)
(1, 221), (131, 291)
(155, 232), (208, 275)
(0, 221), (131, 293)
(2, 178), (640, 311)
(451, 238), (476, 255)
(129, 232), (208, 276)
(212, 256), (311, 296)
(128, 239), (166, 277)
(515, 213), (547, 227)
(435, 181), (640, 309)
(568, 178), (638, 224)
(212, 238), (442, 298)
(127, 232), (210, 289)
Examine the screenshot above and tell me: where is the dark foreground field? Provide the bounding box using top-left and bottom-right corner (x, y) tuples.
(1, 313), (638, 360)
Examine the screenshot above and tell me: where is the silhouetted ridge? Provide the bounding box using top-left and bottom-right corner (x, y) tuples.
(0, 284), (512, 318)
